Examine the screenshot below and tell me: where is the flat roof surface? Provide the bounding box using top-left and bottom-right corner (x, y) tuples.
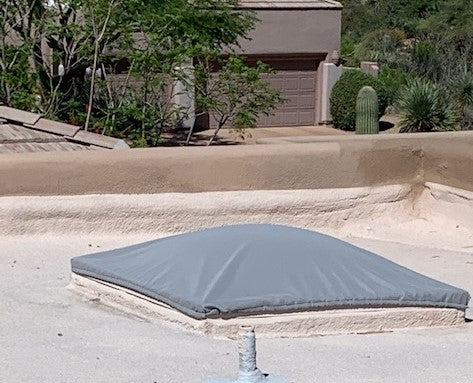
(239, 0), (343, 9)
(1, 234), (472, 383)
(2, 183), (472, 382)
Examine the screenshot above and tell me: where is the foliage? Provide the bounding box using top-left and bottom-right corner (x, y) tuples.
(194, 56), (281, 145)
(0, 0), (127, 117)
(339, 0), (440, 39)
(398, 79), (457, 133)
(452, 73), (473, 110)
(353, 28), (407, 66)
(418, 0), (473, 44)
(340, 35), (358, 67)
(103, 0), (258, 146)
(0, 0), (263, 146)
(463, 105), (473, 131)
(0, 1), (36, 109)
(340, 0), (473, 130)
(450, 73), (473, 130)
(408, 40), (439, 80)
(378, 66), (409, 108)
(0, 45), (36, 109)
(330, 69), (388, 131)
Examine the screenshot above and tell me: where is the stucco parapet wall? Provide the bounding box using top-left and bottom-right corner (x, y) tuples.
(0, 131), (472, 196)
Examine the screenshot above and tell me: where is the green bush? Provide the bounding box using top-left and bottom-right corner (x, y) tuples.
(354, 28), (407, 65)
(378, 66), (409, 107)
(409, 40), (440, 81)
(451, 73), (473, 130)
(340, 35), (358, 67)
(330, 69), (388, 131)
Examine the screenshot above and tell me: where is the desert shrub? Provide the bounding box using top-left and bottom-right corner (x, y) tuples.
(330, 69), (388, 131)
(463, 105), (473, 130)
(398, 79), (457, 133)
(354, 28), (407, 66)
(340, 35), (358, 67)
(450, 73), (473, 130)
(195, 56), (282, 145)
(452, 73), (473, 107)
(409, 40), (441, 80)
(378, 66), (410, 108)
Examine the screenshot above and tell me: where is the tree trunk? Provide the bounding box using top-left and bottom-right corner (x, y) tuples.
(208, 121), (224, 145)
(84, 43), (99, 131)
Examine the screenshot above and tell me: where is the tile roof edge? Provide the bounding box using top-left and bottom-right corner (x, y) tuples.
(0, 105), (42, 126)
(70, 130), (130, 150)
(1, 106), (129, 150)
(24, 118), (80, 137)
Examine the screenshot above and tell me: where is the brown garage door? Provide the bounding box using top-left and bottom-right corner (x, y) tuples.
(204, 57), (320, 129)
(257, 58), (318, 127)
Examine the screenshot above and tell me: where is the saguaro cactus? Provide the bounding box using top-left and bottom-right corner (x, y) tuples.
(356, 86), (379, 134)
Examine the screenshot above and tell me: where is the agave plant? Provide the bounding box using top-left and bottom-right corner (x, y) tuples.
(452, 73), (473, 107)
(398, 79), (457, 133)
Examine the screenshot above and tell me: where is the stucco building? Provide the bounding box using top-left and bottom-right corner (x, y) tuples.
(150, 1), (343, 130)
(235, 0), (342, 127)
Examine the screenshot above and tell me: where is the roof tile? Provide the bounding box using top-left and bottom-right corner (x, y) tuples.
(27, 118), (81, 137)
(72, 130), (130, 149)
(0, 106), (41, 125)
(0, 141), (101, 154)
(0, 124), (62, 143)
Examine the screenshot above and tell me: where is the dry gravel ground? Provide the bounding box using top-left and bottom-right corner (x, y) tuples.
(1, 233), (472, 383)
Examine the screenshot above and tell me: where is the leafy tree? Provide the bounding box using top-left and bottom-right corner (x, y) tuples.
(106, 0), (257, 145)
(86, 0), (259, 145)
(82, 0), (124, 130)
(0, 0), (126, 117)
(1, 0), (269, 146)
(0, 0), (39, 108)
(194, 56), (281, 145)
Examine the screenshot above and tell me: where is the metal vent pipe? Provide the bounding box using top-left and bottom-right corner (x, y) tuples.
(205, 326), (287, 383)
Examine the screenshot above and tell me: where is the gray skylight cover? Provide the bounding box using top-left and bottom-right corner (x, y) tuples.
(71, 224), (470, 319)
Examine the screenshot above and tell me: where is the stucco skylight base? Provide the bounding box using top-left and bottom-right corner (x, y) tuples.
(70, 273), (466, 339)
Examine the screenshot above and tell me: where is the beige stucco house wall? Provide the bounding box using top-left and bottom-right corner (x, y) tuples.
(238, 2), (342, 56)
(202, 1), (342, 128)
